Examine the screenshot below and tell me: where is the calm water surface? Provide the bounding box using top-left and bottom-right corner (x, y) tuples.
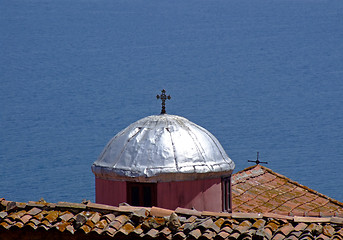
(1, 0), (343, 203)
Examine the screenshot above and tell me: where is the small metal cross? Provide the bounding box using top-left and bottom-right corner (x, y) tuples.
(156, 89), (171, 114)
(248, 152), (268, 165)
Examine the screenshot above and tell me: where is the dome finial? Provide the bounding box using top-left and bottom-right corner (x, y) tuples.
(156, 89), (171, 114)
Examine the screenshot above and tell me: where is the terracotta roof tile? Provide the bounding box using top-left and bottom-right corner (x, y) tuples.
(323, 224), (335, 237)
(174, 231), (187, 240)
(132, 223), (144, 235)
(175, 207), (202, 217)
(251, 218), (266, 229)
(59, 211), (74, 222)
(1, 195), (343, 240)
(119, 222), (135, 235)
(217, 229), (230, 239)
(232, 165), (343, 216)
(202, 229), (215, 239)
(20, 214), (32, 224)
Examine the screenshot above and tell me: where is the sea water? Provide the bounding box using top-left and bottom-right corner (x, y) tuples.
(1, 0), (343, 203)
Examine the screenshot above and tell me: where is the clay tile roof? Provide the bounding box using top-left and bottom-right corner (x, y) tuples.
(1, 198), (343, 240)
(232, 165), (343, 217)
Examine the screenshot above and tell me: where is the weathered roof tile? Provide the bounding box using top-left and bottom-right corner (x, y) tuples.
(323, 224), (335, 237)
(175, 207), (202, 217)
(119, 222), (135, 235)
(20, 214), (32, 224)
(216, 229), (230, 240)
(0, 211), (8, 219)
(44, 210), (59, 223)
(0, 194), (343, 240)
(146, 228), (160, 238)
(150, 206), (174, 217)
(59, 211), (74, 222)
(27, 207), (42, 216)
(232, 165), (343, 216)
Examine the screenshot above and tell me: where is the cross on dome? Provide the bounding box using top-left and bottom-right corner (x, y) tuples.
(156, 89), (171, 114)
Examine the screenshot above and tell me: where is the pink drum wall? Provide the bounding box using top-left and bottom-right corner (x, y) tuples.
(95, 178), (126, 206)
(95, 177), (222, 212)
(157, 178), (222, 212)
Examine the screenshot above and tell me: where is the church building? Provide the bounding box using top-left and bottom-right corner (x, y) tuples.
(91, 90), (235, 212)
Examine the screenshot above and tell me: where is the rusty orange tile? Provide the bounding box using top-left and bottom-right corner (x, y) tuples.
(94, 219), (108, 229)
(265, 220), (280, 232)
(44, 210), (59, 223)
(119, 222), (135, 235)
(132, 224), (144, 235)
(8, 210), (26, 220)
(54, 221), (70, 232)
(323, 224), (335, 237)
(0, 221), (11, 229)
(33, 212), (45, 221)
(26, 221), (38, 230)
(80, 224), (92, 234)
(4, 218), (15, 225)
(251, 219), (266, 229)
(13, 221), (24, 228)
(234, 220), (252, 233)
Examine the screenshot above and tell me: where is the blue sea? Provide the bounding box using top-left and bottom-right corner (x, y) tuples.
(1, 0), (343, 204)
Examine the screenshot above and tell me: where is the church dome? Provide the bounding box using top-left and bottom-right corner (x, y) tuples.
(92, 114), (235, 182)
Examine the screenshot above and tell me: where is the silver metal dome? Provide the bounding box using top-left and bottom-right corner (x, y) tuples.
(92, 114), (235, 182)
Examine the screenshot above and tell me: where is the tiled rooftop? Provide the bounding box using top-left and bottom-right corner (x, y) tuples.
(1, 198), (343, 240)
(232, 165), (343, 216)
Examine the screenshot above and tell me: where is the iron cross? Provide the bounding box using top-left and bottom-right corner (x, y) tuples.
(156, 89), (171, 114)
(248, 152), (268, 165)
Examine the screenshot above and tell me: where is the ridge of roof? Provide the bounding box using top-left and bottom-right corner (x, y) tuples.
(1, 198), (343, 240)
(232, 165), (343, 216)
